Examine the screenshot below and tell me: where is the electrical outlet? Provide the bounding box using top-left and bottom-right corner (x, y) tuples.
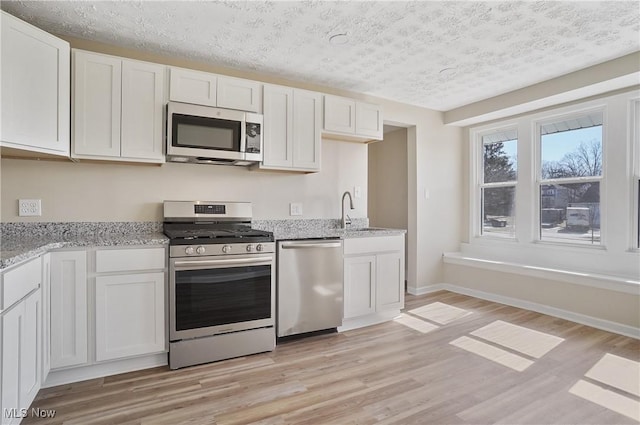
(289, 202), (303, 216)
(19, 199), (42, 217)
(354, 186), (362, 199)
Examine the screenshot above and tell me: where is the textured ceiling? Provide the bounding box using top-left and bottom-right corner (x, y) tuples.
(2, 1), (639, 111)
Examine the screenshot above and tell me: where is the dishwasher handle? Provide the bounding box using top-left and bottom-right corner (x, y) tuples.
(280, 241), (342, 249)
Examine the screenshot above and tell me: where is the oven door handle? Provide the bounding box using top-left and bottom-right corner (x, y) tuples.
(280, 241), (342, 249)
(173, 256), (273, 270)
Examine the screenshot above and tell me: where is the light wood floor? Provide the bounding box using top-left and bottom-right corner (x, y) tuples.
(25, 291), (640, 425)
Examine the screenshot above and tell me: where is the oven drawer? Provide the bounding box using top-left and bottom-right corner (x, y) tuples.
(96, 247), (165, 273)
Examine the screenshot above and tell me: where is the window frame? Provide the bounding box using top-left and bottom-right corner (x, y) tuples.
(465, 90), (640, 282)
(533, 107), (606, 247)
(630, 98), (640, 251)
(470, 123), (519, 241)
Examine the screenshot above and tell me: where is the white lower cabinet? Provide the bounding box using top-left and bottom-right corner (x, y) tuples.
(50, 251), (88, 369)
(341, 235), (405, 330)
(41, 253), (51, 384)
(0, 256), (44, 424)
(46, 245), (166, 387)
(95, 272), (165, 362)
(1, 289), (41, 425)
(343, 255), (376, 319)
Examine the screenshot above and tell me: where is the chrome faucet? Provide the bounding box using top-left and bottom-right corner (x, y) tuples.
(341, 191), (355, 229)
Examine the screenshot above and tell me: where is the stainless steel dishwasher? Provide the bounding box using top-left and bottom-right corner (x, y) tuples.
(277, 239), (344, 337)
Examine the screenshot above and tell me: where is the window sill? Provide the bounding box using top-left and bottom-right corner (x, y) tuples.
(442, 252), (640, 295)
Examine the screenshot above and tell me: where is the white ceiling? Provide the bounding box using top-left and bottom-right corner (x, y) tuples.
(2, 1), (639, 111)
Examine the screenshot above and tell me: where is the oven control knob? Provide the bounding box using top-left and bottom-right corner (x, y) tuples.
(222, 245), (232, 254)
(185, 246), (195, 255)
(196, 246), (206, 255)
(246, 244), (253, 252)
(256, 244), (263, 252)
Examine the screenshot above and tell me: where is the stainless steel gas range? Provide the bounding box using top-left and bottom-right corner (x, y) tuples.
(163, 201), (275, 369)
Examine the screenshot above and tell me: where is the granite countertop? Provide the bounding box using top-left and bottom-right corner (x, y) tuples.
(252, 218), (406, 241)
(272, 227), (407, 241)
(0, 222), (168, 271)
(0, 219), (406, 272)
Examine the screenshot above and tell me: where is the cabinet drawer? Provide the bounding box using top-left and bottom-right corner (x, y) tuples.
(344, 235), (404, 255)
(2, 257), (41, 310)
(96, 247), (165, 273)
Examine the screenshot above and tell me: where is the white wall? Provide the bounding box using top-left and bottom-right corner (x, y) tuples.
(1, 139), (367, 222)
(444, 263), (640, 330)
(368, 127), (408, 230)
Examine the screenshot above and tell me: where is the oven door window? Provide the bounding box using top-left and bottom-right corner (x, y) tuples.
(175, 265), (271, 331)
(172, 113), (241, 151)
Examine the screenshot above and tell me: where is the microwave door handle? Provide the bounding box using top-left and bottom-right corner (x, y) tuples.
(240, 116), (247, 154)
(173, 256), (273, 271)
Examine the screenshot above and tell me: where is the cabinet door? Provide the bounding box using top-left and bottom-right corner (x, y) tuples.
(262, 85), (293, 168)
(22, 291), (41, 408)
(356, 102), (383, 140)
(41, 253), (51, 382)
(0, 290), (40, 424)
(292, 89), (322, 171)
(1, 302), (22, 424)
(217, 76), (262, 113)
(343, 255), (376, 319)
(169, 67), (217, 107)
(121, 60), (165, 161)
(323, 95), (356, 134)
(50, 251), (88, 369)
(95, 272), (165, 362)
(0, 11), (70, 155)
(376, 252), (404, 312)
(73, 50), (122, 158)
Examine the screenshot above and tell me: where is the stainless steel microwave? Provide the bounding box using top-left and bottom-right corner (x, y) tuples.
(166, 101), (263, 166)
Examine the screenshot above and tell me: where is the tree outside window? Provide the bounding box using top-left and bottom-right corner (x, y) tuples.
(539, 112), (603, 245)
(480, 131), (517, 238)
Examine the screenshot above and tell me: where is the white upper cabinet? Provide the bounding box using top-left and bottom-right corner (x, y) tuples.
(355, 102), (383, 139)
(73, 51), (122, 158)
(323, 94), (383, 142)
(121, 60), (165, 160)
(169, 67), (262, 112)
(217, 75), (262, 113)
(261, 85), (321, 172)
(292, 89), (322, 170)
(0, 11), (70, 156)
(324, 95), (356, 134)
(72, 50), (165, 163)
(262, 85), (293, 168)
(169, 67), (217, 107)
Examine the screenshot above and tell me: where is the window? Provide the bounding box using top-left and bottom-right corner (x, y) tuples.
(538, 111), (603, 245)
(480, 129), (517, 238)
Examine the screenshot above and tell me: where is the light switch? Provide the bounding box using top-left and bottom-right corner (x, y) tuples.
(354, 186), (362, 199)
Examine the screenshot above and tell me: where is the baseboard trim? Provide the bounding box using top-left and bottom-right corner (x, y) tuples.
(411, 283), (640, 340)
(338, 310), (401, 332)
(43, 353), (168, 388)
(407, 284), (446, 296)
